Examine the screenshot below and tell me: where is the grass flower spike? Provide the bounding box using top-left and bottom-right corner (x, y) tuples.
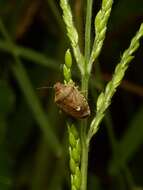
(88, 23), (143, 142)
(60, 0), (84, 74)
(68, 124), (81, 190)
(63, 49), (73, 83)
(88, 0), (113, 73)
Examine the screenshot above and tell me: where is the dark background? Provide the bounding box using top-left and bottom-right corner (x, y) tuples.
(0, 0), (143, 190)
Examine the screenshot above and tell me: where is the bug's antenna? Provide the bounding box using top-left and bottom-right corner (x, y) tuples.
(36, 86), (53, 90)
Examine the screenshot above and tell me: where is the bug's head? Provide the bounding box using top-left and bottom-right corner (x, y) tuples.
(54, 82), (63, 91)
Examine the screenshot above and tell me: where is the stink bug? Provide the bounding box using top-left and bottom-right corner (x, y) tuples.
(54, 82), (90, 119)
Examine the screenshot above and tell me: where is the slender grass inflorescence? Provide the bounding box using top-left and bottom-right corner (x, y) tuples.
(60, 0), (84, 75)
(63, 49), (73, 84)
(63, 49), (81, 190)
(87, 23), (143, 142)
(68, 124), (81, 190)
(88, 0), (113, 73)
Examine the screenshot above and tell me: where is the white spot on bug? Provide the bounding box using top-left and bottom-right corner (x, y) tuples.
(76, 106), (81, 111)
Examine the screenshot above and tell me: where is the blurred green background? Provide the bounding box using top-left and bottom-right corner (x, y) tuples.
(0, 0), (143, 190)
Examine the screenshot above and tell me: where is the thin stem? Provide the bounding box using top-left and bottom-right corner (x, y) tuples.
(84, 0), (93, 69)
(81, 74), (89, 97)
(80, 59), (89, 190)
(80, 124), (89, 190)
(80, 0), (93, 189)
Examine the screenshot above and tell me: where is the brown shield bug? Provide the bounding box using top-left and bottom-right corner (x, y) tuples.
(54, 82), (90, 119)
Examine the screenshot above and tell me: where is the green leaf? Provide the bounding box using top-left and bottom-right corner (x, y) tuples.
(0, 40), (59, 69)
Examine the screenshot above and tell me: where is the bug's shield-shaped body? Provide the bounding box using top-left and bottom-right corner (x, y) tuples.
(54, 82), (90, 119)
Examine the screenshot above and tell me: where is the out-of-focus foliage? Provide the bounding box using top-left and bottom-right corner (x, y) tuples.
(0, 0), (143, 190)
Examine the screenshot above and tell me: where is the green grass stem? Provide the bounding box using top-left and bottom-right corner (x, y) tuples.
(0, 40), (58, 69)
(0, 18), (62, 156)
